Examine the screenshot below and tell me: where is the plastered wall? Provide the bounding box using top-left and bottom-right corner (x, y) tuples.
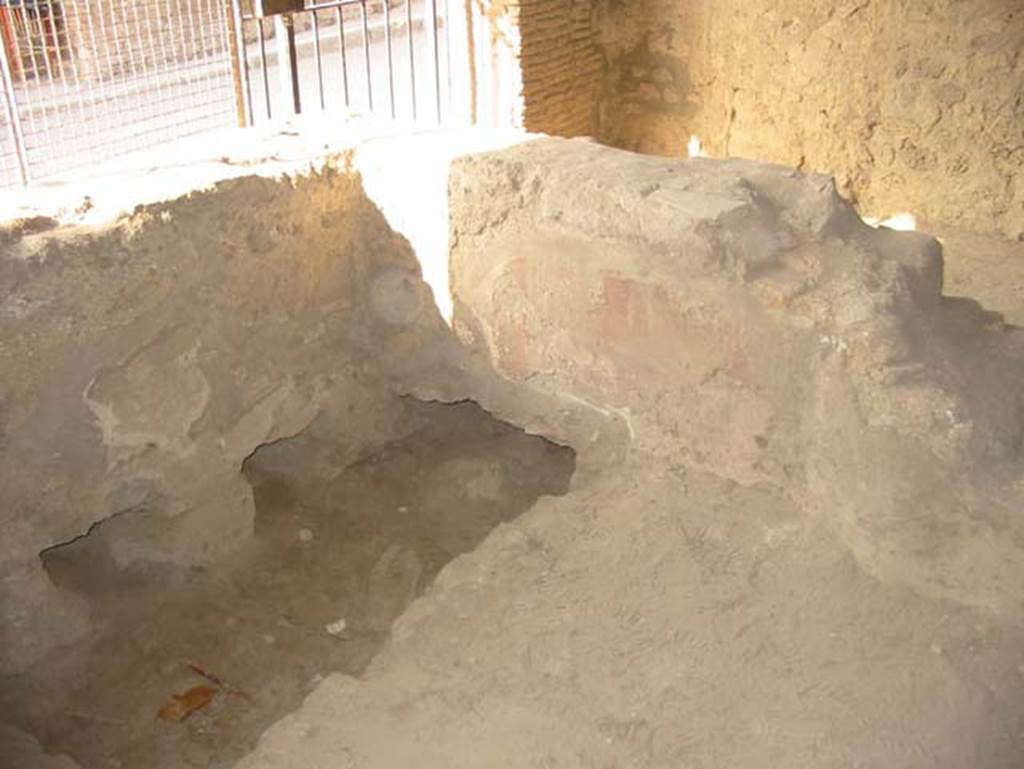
(587, 0), (1024, 238)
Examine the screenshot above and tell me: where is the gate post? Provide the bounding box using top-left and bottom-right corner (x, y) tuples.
(273, 13), (300, 116)
(227, 0), (252, 126)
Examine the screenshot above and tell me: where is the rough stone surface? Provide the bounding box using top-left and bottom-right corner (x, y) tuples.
(450, 137), (1024, 615)
(5, 129), (1024, 766)
(236, 139), (1024, 768)
(592, 0), (1024, 238)
(0, 162), (452, 674)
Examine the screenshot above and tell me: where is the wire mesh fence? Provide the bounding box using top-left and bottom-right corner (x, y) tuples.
(0, 0), (459, 188)
(0, 0), (238, 187)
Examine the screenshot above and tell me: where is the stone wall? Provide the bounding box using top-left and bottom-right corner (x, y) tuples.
(449, 136), (1024, 624)
(590, 0), (1024, 238)
(235, 135), (1024, 769)
(0, 159), (454, 674)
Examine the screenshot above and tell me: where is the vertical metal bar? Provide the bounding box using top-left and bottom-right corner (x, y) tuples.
(273, 14), (291, 116)
(15, 2), (41, 88)
(183, 0), (205, 104)
(126, 0), (159, 138)
(0, 27), (29, 184)
(40, 0), (74, 173)
(164, 0), (195, 136)
(120, 0), (155, 144)
(79, 0), (112, 150)
(44, 2), (72, 108)
(42, 0), (65, 79)
(31, 2), (54, 83)
(443, 0), (451, 110)
(0, 4), (23, 81)
(430, 0), (440, 122)
(360, 0), (372, 112)
(172, 0), (201, 124)
(335, 5), (349, 108)
(18, 0), (54, 157)
(18, 0), (42, 83)
(311, 9), (324, 110)
(202, 0), (236, 132)
(140, 0), (172, 143)
(405, 0), (416, 120)
(199, 0), (222, 117)
(103, 0), (126, 79)
(99, 0), (129, 151)
(383, 0), (395, 118)
(210, 0), (238, 115)
(52, 1), (95, 153)
(257, 16), (271, 119)
(229, 0), (252, 125)
(285, 14), (300, 114)
(203, 0), (230, 132)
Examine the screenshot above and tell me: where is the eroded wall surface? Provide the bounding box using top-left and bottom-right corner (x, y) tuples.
(593, 0), (1024, 238)
(0, 163), (454, 674)
(450, 137), (1024, 620)
(237, 137), (1024, 769)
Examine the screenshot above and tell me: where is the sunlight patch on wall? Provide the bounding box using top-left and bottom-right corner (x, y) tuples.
(687, 135), (708, 158)
(862, 212), (918, 232)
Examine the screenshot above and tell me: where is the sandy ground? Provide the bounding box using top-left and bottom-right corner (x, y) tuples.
(236, 459), (1024, 769)
(938, 228), (1024, 326)
(0, 400), (573, 769)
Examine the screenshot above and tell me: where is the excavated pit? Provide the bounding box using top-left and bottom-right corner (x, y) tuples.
(5, 132), (1024, 769)
(3, 399), (574, 769)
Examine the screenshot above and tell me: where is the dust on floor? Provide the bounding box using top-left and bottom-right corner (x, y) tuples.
(939, 228), (1024, 325)
(0, 401), (575, 769)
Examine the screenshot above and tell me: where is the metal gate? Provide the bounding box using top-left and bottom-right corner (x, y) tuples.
(0, 0), (238, 187)
(232, 0), (452, 126)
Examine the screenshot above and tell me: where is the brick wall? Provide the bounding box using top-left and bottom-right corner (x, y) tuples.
(460, 0), (600, 136)
(517, 0), (600, 136)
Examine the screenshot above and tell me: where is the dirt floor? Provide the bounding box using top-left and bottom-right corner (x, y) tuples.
(0, 401), (574, 769)
(938, 228), (1024, 326)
